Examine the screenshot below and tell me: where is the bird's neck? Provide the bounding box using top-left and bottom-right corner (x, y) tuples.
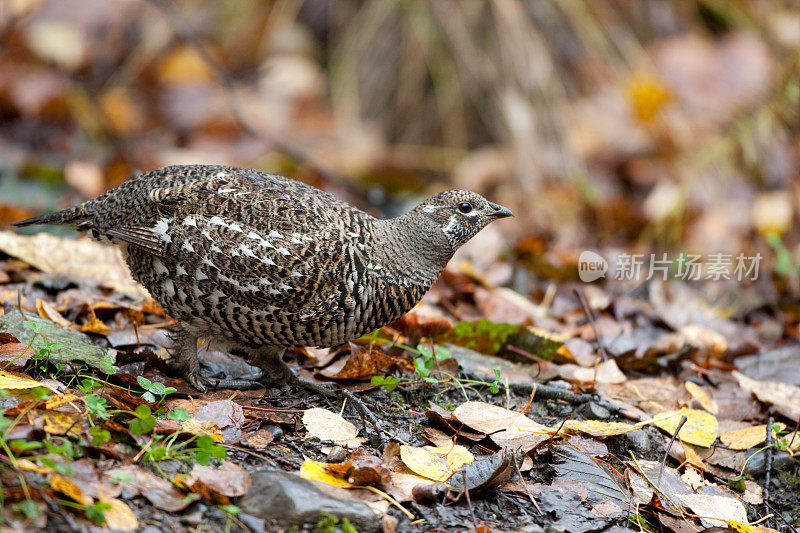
(372, 214), (454, 286)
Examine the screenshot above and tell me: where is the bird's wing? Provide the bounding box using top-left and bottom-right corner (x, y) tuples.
(114, 171), (358, 316)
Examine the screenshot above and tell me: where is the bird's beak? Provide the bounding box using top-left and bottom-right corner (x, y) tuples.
(487, 201), (514, 219)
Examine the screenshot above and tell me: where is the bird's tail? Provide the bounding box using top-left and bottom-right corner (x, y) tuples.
(11, 206), (85, 228)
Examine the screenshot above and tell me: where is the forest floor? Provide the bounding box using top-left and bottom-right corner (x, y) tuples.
(1, 230), (799, 533)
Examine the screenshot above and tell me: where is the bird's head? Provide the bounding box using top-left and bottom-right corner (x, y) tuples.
(413, 190), (514, 250)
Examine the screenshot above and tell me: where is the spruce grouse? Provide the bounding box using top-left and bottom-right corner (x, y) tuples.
(14, 165), (513, 391)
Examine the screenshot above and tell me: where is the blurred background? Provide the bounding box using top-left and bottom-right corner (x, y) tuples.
(0, 0), (798, 291)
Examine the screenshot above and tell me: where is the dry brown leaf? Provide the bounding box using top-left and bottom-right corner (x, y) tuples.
(734, 371), (800, 422)
(319, 344), (397, 380)
(0, 343), (32, 369)
(104, 466), (199, 512)
(0, 231), (146, 297)
(179, 461), (250, 500)
(452, 401), (553, 451)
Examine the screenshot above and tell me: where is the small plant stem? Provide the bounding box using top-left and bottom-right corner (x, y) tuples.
(658, 415), (687, 485)
(574, 288), (609, 361)
(2, 332), (37, 370)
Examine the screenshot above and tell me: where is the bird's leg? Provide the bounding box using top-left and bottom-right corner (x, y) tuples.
(248, 347), (337, 397)
(167, 327), (206, 392)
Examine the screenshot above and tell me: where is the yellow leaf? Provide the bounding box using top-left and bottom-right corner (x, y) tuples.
(79, 317), (112, 335)
(98, 495), (138, 531)
(720, 424), (785, 450)
(158, 46), (215, 86)
(562, 419), (640, 438)
(16, 458), (52, 474)
(400, 445), (474, 483)
(627, 71), (673, 123)
(41, 410), (83, 435)
(654, 409), (718, 447)
(0, 370), (45, 390)
(685, 381), (718, 414)
(46, 394), (81, 409)
(100, 86), (142, 135)
(299, 457), (354, 488)
(51, 474), (92, 505)
(180, 419), (224, 442)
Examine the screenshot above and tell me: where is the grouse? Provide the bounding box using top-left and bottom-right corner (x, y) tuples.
(13, 165), (513, 391)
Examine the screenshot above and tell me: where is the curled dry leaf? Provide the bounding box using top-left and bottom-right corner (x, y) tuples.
(36, 299), (72, 328)
(319, 344), (397, 380)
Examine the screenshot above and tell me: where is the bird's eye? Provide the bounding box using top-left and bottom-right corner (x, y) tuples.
(457, 202), (473, 214)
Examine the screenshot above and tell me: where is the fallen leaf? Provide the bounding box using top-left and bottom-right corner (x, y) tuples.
(562, 420), (640, 438)
(302, 407), (365, 448)
(654, 409), (718, 448)
(0, 343), (33, 369)
(685, 381), (718, 414)
(557, 359), (627, 384)
(452, 401), (553, 451)
(97, 495), (138, 531)
(36, 299), (72, 328)
(299, 456), (354, 488)
(399, 444), (474, 483)
(179, 461), (250, 500)
(319, 344), (397, 380)
(51, 474), (92, 505)
(734, 371), (800, 422)
(79, 316), (112, 335)
(0, 370), (46, 390)
(678, 493), (747, 528)
(104, 466), (199, 512)
(720, 423), (785, 450)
